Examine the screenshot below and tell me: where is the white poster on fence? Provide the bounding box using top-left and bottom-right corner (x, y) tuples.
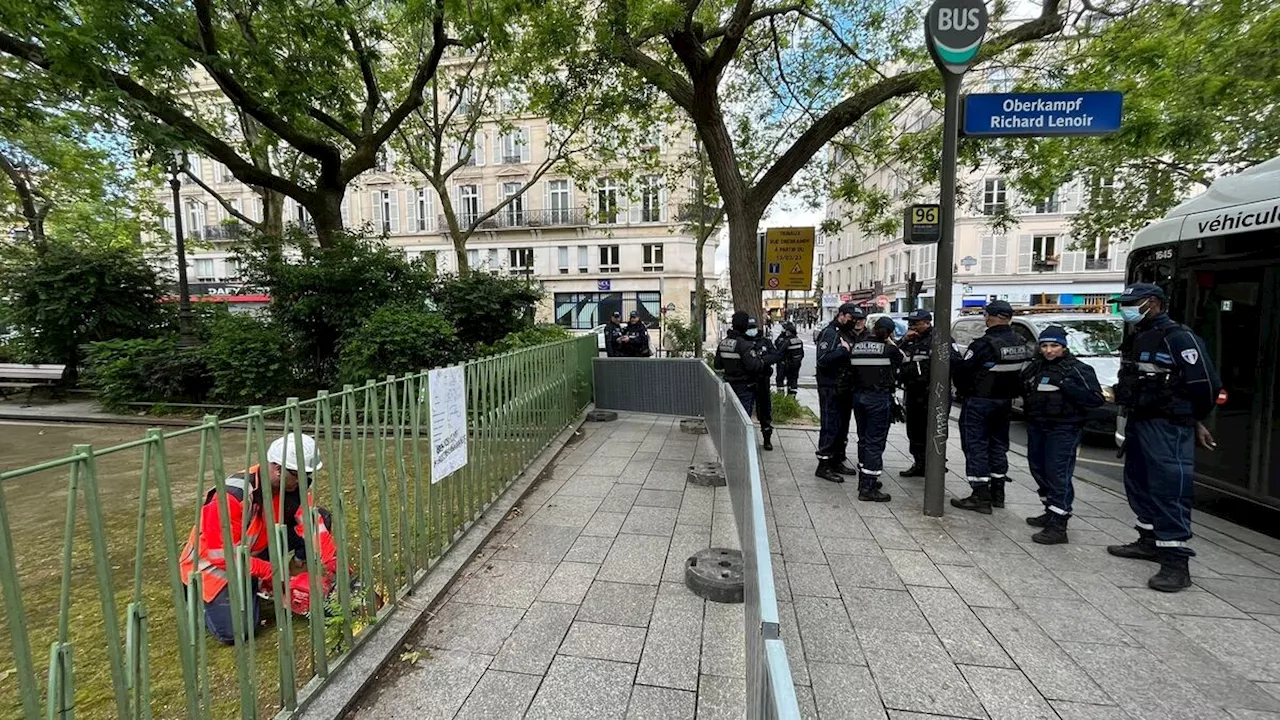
(429, 365), (468, 483)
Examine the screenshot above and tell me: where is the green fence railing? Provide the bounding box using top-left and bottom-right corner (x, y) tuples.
(0, 335), (597, 719)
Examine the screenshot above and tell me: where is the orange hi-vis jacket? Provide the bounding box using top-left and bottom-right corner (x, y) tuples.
(179, 465), (338, 604)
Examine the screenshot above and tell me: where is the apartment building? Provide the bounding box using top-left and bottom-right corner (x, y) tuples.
(145, 83), (717, 335)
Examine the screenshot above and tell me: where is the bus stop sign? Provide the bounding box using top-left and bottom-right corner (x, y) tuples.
(926, 0), (988, 74)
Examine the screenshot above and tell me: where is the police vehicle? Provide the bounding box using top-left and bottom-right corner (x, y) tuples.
(1122, 156), (1280, 510)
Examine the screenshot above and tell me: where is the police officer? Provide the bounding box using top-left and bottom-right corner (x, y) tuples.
(848, 316), (904, 501)
(616, 310), (652, 357)
(775, 321), (805, 395)
(1107, 283), (1220, 593)
(951, 300), (1032, 514)
(604, 311), (623, 357)
(1021, 325), (1105, 544)
(896, 309), (934, 477)
(814, 303), (863, 483)
(749, 317), (782, 450)
(714, 311), (782, 447)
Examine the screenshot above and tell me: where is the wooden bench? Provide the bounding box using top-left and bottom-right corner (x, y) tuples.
(0, 363), (66, 404)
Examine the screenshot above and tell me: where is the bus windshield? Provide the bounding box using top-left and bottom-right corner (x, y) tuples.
(1030, 318), (1123, 356)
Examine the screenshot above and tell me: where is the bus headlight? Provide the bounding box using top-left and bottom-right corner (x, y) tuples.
(1102, 385), (1115, 403)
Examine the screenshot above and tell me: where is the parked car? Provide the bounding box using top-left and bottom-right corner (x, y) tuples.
(569, 325), (609, 352)
(951, 312), (1123, 441)
(867, 313), (909, 340)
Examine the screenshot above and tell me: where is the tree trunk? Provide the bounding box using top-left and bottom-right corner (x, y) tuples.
(309, 189), (346, 248)
(694, 234), (706, 359)
(725, 207), (764, 319)
(261, 190), (285, 238)
(452, 233), (471, 276)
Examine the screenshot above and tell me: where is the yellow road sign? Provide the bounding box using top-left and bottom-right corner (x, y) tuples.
(763, 227), (815, 291)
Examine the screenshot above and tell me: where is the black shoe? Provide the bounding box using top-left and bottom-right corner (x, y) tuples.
(1031, 514), (1069, 545)
(990, 479), (1006, 508)
(815, 462), (844, 484)
(1148, 551), (1192, 592)
(1025, 511), (1050, 528)
(899, 463), (924, 478)
(833, 461), (859, 476)
(858, 488), (892, 502)
(762, 428), (774, 452)
(1106, 535), (1159, 562)
(950, 486), (993, 515)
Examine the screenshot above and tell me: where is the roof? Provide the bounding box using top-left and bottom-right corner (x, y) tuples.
(1132, 157), (1280, 251)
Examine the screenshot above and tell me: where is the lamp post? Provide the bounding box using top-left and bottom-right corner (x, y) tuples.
(168, 150), (196, 345)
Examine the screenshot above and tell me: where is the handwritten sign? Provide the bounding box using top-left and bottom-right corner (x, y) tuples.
(429, 365), (468, 483)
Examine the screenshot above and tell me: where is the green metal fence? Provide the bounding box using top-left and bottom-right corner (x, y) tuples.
(0, 335), (597, 719)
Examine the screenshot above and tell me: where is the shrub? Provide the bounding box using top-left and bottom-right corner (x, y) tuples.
(662, 315), (700, 354)
(82, 339), (211, 411)
(339, 305), (462, 385)
(428, 272), (542, 348)
(202, 313), (298, 406)
(770, 392), (818, 425)
(479, 324), (571, 355)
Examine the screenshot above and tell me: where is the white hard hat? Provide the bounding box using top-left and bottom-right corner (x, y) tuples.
(267, 433), (323, 472)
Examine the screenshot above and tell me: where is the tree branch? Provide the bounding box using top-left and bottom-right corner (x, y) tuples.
(0, 148), (43, 238)
(704, 3), (803, 40)
(706, 0), (759, 76)
(181, 169), (263, 229)
(334, 0), (381, 134)
(308, 107), (361, 145)
(365, 0), (452, 158)
(603, 0), (698, 109)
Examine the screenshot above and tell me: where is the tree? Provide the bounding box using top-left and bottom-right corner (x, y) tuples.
(0, 0), (469, 247)
(592, 0), (1084, 315)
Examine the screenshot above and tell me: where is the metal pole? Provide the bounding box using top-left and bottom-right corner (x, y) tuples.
(170, 174), (195, 345)
(922, 72), (961, 517)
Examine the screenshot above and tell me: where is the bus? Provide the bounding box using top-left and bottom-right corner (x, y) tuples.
(1122, 156), (1280, 510)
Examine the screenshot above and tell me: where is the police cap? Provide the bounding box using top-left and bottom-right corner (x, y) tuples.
(906, 309), (933, 322)
(1113, 282), (1165, 304)
(984, 300), (1014, 318)
(873, 316), (897, 333)
(837, 303), (865, 318)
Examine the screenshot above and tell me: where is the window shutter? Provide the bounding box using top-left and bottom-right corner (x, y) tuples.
(408, 189), (419, 231)
(659, 186), (668, 222)
(543, 181), (550, 213)
(979, 236), (993, 274)
(340, 196), (350, 226)
(1062, 249), (1085, 273)
(475, 133), (486, 166)
(628, 188), (641, 224)
(1017, 234), (1033, 273)
(994, 235), (1008, 274)
(426, 191), (435, 231)
(521, 127), (531, 163)
(390, 191), (401, 233)
(371, 191), (382, 229)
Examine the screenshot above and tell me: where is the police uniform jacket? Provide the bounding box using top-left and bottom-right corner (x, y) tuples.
(953, 325), (1034, 399)
(618, 322), (651, 357)
(604, 322), (623, 357)
(715, 330), (775, 388)
(1021, 353), (1105, 425)
(897, 329), (932, 390)
(778, 331), (805, 365)
(848, 338), (905, 393)
(1115, 313), (1220, 425)
(814, 321), (851, 388)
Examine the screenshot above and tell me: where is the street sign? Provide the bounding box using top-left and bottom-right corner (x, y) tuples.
(962, 91), (1123, 137)
(664, 302), (676, 314)
(762, 227), (816, 291)
(960, 255), (978, 269)
(926, 0), (988, 75)
(904, 204), (942, 245)
(597, 279), (611, 291)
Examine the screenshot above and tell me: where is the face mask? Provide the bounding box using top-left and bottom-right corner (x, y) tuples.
(1120, 306), (1145, 324)
(745, 328), (759, 338)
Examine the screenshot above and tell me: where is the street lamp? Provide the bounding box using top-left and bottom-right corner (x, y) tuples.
(167, 149), (196, 345)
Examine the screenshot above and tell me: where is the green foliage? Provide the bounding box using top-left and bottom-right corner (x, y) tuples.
(0, 238), (167, 377)
(478, 324), (570, 355)
(770, 392), (818, 425)
(339, 305), (462, 386)
(201, 313), (297, 406)
(82, 339), (211, 412)
(662, 316), (699, 354)
(428, 272), (542, 348)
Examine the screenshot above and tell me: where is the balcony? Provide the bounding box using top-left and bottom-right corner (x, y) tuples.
(202, 224), (244, 242)
(436, 208), (588, 233)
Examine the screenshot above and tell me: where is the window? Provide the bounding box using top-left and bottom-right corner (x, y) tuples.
(548, 179), (571, 223)
(1091, 175), (1116, 203)
(982, 178), (1007, 215)
(508, 247), (533, 275)
(372, 189), (399, 234)
(218, 162), (235, 184)
(979, 235), (1009, 275)
(599, 245), (619, 273)
(500, 181), (525, 226)
(461, 133), (485, 167)
(454, 86), (472, 115)
(185, 200), (206, 239)
(636, 176), (663, 223)
(1033, 191), (1060, 214)
(224, 257), (240, 280)
(577, 245), (589, 273)
(468, 248), (500, 273)
(458, 185), (479, 226)
(989, 67), (1014, 93)
(1032, 235), (1058, 270)
(194, 258), (215, 281)
(411, 188), (433, 232)
(554, 292), (621, 330)
(183, 156), (203, 185)
(558, 246), (570, 274)
(500, 129), (530, 164)
(596, 178), (620, 224)
(467, 248), (479, 269)
(886, 254), (896, 284)
(225, 198), (241, 224)
(1085, 235), (1112, 270)
(640, 125), (663, 151)
(374, 149), (394, 173)
(642, 244), (664, 272)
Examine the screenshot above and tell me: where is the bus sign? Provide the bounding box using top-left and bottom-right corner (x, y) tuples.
(904, 204), (942, 245)
(962, 91), (1123, 137)
(926, 0), (988, 74)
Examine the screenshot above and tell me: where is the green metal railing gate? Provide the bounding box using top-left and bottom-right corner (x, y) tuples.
(0, 335), (596, 719)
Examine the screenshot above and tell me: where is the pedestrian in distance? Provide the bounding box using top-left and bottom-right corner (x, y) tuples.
(896, 309), (934, 477)
(951, 300), (1033, 514)
(603, 311), (623, 357)
(1107, 283), (1221, 592)
(775, 321), (804, 395)
(813, 303), (864, 484)
(1020, 325), (1105, 544)
(713, 311), (782, 450)
(615, 311), (652, 357)
(847, 316), (904, 501)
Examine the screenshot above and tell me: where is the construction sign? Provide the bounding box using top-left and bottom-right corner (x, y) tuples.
(761, 227), (816, 291)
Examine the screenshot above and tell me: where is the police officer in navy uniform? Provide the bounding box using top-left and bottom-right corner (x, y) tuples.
(896, 309), (934, 477)
(1107, 283), (1220, 593)
(775, 321), (805, 395)
(1020, 325), (1105, 545)
(814, 303), (863, 483)
(749, 316), (780, 450)
(848, 316), (904, 501)
(951, 300), (1033, 514)
(604, 311), (623, 357)
(714, 311), (782, 449)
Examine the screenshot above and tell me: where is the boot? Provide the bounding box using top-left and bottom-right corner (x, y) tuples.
(989, 478), (1006, 508)
(860, 466), (884, 491)
(1031, 513), (1069, 545)
(762, 428), (774, 452)
(1025, 509), (1050, 527)
(1147, 550), (1192, 593)
(858, 478), (891, 502)
(950, 485), (993, 515)
(833, 460), (859, 476)
(899, 462), (924, 478)
(815, 461), (844, 484)
(1106, 530), (1159, 561)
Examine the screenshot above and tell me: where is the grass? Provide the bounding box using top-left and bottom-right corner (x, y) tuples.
(770, 392), (819, 425)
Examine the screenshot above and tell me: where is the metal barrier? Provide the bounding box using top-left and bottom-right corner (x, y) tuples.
(596, 358), (800, 719)
(0, 335), (597, 719)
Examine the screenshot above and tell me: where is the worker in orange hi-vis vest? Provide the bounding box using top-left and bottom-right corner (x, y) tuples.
(179, 433), (338, 645)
